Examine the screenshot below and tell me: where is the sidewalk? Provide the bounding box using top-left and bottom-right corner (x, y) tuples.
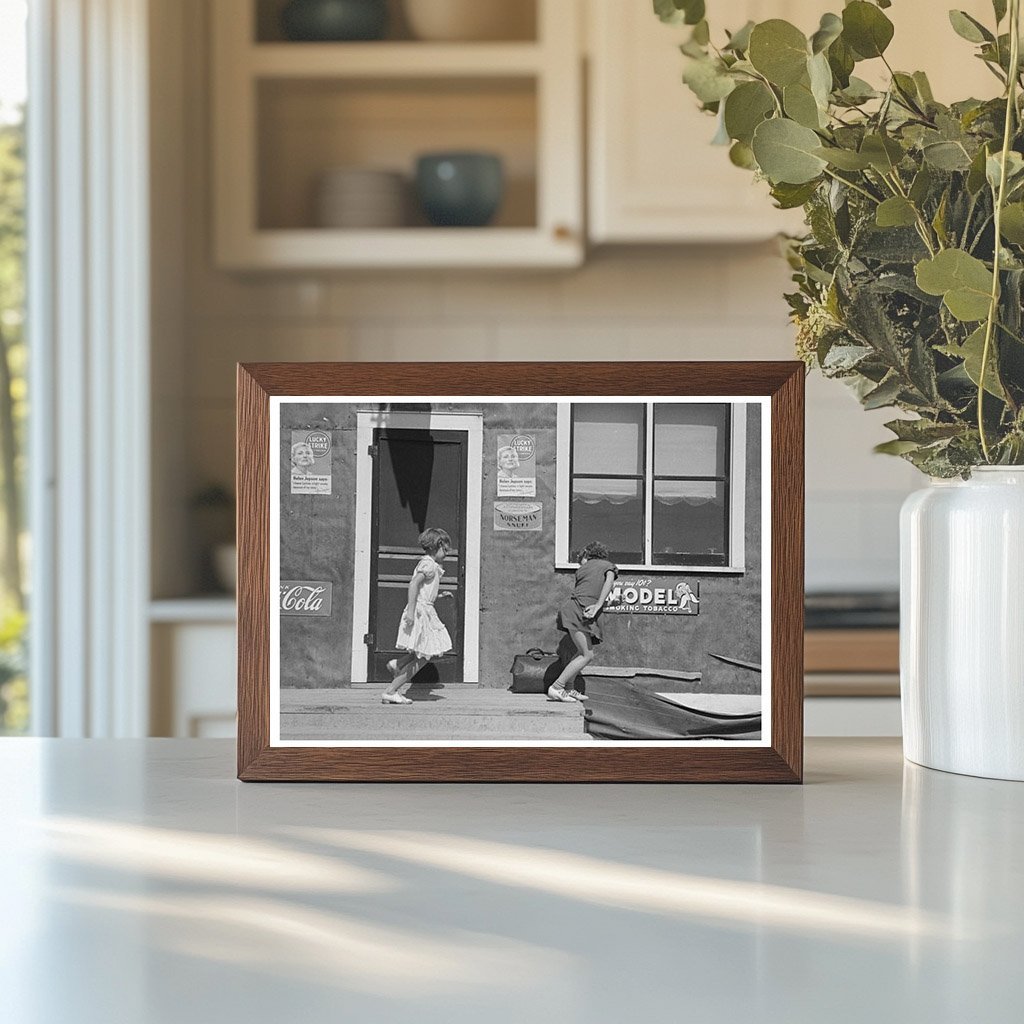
(281, 684), (589, 742)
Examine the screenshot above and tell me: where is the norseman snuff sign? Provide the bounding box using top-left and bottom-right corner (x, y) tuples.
(604, 578), (700, 615)
(493, 501), (543, 531)
(280, 581), (333, 616)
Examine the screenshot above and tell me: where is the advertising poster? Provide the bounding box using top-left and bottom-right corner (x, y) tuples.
(494, 501), (543, 531)
(290, 429), (332, 495)
(280, 581), (333, 617)
(496, 434), (536, 497)
(604, 578), (700, 615)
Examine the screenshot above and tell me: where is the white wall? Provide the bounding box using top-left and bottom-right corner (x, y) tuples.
(156, 0), (921, 599)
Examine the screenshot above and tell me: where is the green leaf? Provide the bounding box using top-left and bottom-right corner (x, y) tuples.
(860, 133), (904, 173)
(784, 80), (824, 129)
(876, 197), (918, 228)
(884, 418), (964, 443)
(909, 164), (933, 205)
(923, 140), (973, 171)
(682, 57), (736, 104)
(770, 180), (820, 209)
(915, 249), (994, 322)
(993, 0), (1008, 24)
(724, 20), (755, 53)
(948, 10), (994, 44)
(654, 0), (705, 26)
(1000, 203), (1024, 244)
(862, 374), (903, 409)
(939, 325), (1006, 398)
(967, 144), (991, 194)
(828, 36), (855, 88)
(837, 76), (879, 104)
(729, 140), (757, 169)
(808, 51), (833, 109)
(842, 1), (895, 59)
(814, 146), (872, 170)
(691, 19), (710, 45)
(748, 20), (809, 86)
(986, 150), (1024, 191)
(913, 71), (935, 104)
(751, 118), (828, 184)
(810, 12), (843, 54)
(932, 190), (950, 247)
(874, 439), (922, 455)
(723, 81), (775, 144)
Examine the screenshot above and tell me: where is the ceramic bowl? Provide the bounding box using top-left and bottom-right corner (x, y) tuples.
(281, 0), (388, 42)
(415, 152), (504, 228)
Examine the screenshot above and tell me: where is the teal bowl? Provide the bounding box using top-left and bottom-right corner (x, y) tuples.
(415, 153), (505, 227)
(281, 0), (388, 42)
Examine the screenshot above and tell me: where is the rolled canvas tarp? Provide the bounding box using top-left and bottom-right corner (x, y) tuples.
(582, 677), (761, 741)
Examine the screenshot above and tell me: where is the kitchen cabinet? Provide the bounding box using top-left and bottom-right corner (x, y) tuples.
(586, 0), (998, 244)
(211, 0), (583, 269)
(150, 600), (237, 737)
(587, 0), (811, 243)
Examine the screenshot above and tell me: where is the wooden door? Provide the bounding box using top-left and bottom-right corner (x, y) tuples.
(366, 429), (467, 684)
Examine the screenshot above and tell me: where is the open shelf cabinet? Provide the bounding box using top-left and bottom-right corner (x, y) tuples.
(212, 0), (583, 268)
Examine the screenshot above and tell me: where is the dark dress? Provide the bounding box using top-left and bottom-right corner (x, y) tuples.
(556, 557), (618, 645)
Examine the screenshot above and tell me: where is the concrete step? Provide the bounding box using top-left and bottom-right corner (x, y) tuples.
(281, 687), (588, 742)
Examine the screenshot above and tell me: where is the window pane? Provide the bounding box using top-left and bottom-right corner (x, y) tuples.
(0, 0), (28, 735)
(572, 403), (643, 476)
(652, 480), (728, 566)
(654, 403), (728, 478)
(571, 478), (642, 564)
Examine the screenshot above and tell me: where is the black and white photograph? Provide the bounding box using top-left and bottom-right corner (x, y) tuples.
(269, 396), (770, 746)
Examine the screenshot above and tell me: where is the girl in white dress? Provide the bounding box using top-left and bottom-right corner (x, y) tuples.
(382, 527), (454, 705)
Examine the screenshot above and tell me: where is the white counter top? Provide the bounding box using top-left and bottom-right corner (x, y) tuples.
(1, 738), (1020, 1023)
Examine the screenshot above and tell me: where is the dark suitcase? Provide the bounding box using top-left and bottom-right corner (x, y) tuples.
(509, 648), (562, 693)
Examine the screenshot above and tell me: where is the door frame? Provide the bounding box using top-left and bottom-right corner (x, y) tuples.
(351, 411), (483, 683)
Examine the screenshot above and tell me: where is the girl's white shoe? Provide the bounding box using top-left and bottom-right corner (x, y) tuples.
(546, 687), (578, 703)
(381, 692), (412, 705)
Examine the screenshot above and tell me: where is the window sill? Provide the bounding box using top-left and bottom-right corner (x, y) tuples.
(555, 562), (746, 575)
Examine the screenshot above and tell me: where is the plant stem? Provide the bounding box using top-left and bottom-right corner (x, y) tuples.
(979, 0), (1021, 462)
(822, 167), (880, 205)
(884, 171), (939, 254)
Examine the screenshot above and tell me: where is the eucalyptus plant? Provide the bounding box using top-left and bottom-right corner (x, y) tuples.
(657, 0), (1024, 475)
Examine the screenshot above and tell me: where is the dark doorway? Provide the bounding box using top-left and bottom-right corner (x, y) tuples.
(367, 429), (468, 684)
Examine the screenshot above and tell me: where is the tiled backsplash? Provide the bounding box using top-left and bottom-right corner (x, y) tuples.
(180, 247), (918, 593)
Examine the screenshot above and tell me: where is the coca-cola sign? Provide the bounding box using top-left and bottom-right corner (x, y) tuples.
(279, 581), (333, 617)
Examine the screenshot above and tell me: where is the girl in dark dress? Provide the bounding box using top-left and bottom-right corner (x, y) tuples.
(549, 541), (618, 703)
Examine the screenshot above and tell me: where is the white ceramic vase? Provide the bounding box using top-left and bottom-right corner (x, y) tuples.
(900, 467), (1024, 780)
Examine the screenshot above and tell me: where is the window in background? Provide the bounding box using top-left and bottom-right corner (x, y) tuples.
(565, 402), (742, 570)
(0, 0), (28, 734)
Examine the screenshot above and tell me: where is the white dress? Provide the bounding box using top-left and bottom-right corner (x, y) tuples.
(395, 556), (453, 659)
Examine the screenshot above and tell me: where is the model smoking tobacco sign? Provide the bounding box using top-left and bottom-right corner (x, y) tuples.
(604, 578), (700, 615)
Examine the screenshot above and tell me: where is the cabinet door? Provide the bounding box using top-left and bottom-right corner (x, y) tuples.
(587, 0), (811, 243)
(588, 0), (1000, 245)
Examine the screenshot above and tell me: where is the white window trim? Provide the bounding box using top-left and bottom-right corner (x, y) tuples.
(28, 0), (150, 736)
(350, 411), (483, 683)
(555, 402), (747, 574)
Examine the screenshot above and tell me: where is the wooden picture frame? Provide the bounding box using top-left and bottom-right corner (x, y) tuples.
(237, 362), (804, 782)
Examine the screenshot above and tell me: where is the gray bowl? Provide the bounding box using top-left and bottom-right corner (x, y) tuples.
(280, 0), (388, 42)
(415, 152), (505, 228)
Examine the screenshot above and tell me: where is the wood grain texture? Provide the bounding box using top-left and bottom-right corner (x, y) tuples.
(236, 361), (805, 783)
(805, 629), (899, 674)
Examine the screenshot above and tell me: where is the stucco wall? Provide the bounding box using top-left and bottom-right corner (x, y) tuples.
(279, 402), (761, 690)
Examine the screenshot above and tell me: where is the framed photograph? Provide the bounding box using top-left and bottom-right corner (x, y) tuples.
(237, 362), (804, 782)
